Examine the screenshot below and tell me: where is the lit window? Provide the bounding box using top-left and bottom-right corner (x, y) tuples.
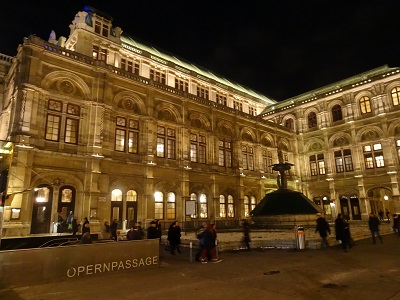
(360, 96), (372, 114)
(310, 154), (325, 175)
(242, 145), (254, 170)
(154, 191), (164, 220)
(190, 133), (206, 163)
(391, 87), (400, 106)
(166, 192), (176, 219)
(218, 140), (232, 167)
(363, 143), (384, 169)
(199, 194), (207, 218)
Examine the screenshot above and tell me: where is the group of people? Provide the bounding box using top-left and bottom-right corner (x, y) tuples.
(314, 210), (400, 250)
(378, 209), (391, 222)
(126, 220), (162, 241)
(194, 222), (222, 263)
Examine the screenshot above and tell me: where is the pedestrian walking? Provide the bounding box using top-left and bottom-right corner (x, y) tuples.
(315, 213), (331, 248)
(72, 218), (79, 236)
(200, 223), (222, 263)
(147, 220), (159, 239)
(195, 222), (208, 262)
(110, 219), (118, 241)
(82, 217), (90, 234)
(385, 209), (390, 222)
(67, 211), (74, 233)
(378, 209), (384, 221)
(368, 212), (383, 244)
(241, 219), (251, 251)
(392, 214), (400, 237)
(167, 221), (181, 255)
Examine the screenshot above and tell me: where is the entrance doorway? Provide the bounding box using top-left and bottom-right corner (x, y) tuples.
(31, 186), (53, 234)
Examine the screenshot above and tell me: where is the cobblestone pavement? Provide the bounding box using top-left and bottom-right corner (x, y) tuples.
(1, 221), (399, 300)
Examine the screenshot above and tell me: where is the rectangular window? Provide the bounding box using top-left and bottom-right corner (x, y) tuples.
(242, 145), (254, 170)
(197, 86), (209, 100)
(95, 21), (101, 34)
(249, 106), (256, 116)
(216, 94), (227, 105)
(218, 140), (232, 167)
(234, 100), (243, 111)
(175, 78), (189, 92)
(190, 133), (206, 163)
(157, 126), (175, 159)
(65, 118), (78, 144)
(363, 143), (384, 169)
(150, 69), (166, 84)
(102, 24), (109, 37)
(115, 129), (125, 152)
(227, 195), (234, 218)
(45, 114), (61, 141)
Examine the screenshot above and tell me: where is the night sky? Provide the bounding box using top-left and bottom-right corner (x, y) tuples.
(1, 0), (399, 101)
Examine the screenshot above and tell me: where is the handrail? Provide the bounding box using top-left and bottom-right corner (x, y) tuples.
(38, 237), (79, 248)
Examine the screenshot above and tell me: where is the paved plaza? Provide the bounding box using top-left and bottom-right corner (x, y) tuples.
(1, 229), (399, 300)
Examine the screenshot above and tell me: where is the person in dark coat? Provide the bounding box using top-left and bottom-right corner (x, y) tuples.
(241, 219), (251, 251)
(368, 212), (383, 244)
(378, 209), (384, 221)
(126, 225), (138, 240)
(147, 220), (159, 239)
(82, 217), (90, 234)
(72, 218), (80, 236)
(167, 221), (181, 255)
(110, 219), (118, 241)
(315, 213), (331, 248)
(335, 213), (345, 245)
(80, 232), (92, 244)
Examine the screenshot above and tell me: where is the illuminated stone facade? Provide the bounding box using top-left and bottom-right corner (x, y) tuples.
(0, 7), (399, 237)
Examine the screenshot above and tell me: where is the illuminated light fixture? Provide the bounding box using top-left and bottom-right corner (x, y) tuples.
(387, 171), (397, 174)
(92, 153), (104, 158)
(354, 175), (363, 178)
(240, 172), (246, 177)
(4, 142), (12, 148)
(261, 175), (266, 179)
(184, 165), (192, 170)
(321, 127), (327, 130)
(295, 179), (299, 183)
(16, 144), (33, 149)
(147, 161), (156, 166)
(384, 195), (389, 201)
(347, 120), (354, 124)
(378, 113), (386, 116)
(326, 178), (334, 181)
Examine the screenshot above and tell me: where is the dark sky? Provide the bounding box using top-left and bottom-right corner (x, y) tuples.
(1, 0), (399, 101)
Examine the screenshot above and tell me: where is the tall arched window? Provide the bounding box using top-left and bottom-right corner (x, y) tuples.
(219, 195), (226, 218)
(391, 87), (400, 106)
(167, 192), (176, 219)
(359, 96), (372, 114)
(154, 191), (164, 219)
(244, 196), (250, 217)
(307, 112), (317, 128)
(199, 193), (207, 218)
(190, 193), (197, 218)
(126, 190), (137, 228)
(250, 196), (256, 212)
(331, 104), (343, 121)
(111, 189), (123, 224)
(227, 195), (235, 217)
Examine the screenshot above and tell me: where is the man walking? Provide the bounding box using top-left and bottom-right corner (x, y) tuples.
(315, 213), (331, 249)
(368, 212), (383, 244)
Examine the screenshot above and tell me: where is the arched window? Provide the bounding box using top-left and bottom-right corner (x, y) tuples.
(126, 190), (137, 227)
(199, 193), (207, 218)
(126, 190), (137, 202)
(285, 118), (294, 130)
(227, 195), (234, 218)
(307, 112), (317, 128)
(167, 192), (176, 219)
(219, 195), (226, 218)
(359, 96), (372, 114)
(244, 196), (250, 217)
(111, 189), (122, 202)
(331, 105), (343, 121)
(250, 196), (256, 212)
(154, 191), (164, 219)
(391, 87), (400, 106)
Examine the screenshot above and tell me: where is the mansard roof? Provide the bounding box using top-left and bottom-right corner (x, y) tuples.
(260, 64), (400, 116)
(120, 34), (276, 106)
